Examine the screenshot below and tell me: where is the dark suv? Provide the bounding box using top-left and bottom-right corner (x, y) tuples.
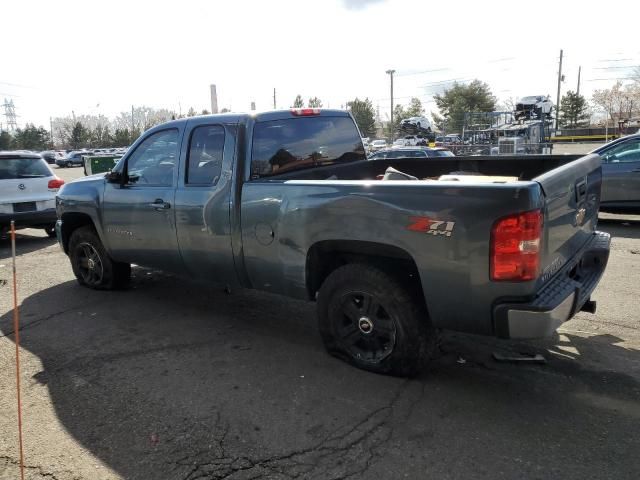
(56, 151), (89, 168)
(592, 133), (640, 212)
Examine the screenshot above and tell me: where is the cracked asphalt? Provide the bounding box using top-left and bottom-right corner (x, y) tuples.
(1, 166), (639, 479)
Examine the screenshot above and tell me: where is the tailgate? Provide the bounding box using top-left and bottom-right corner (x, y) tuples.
(534, 153), (602, 284)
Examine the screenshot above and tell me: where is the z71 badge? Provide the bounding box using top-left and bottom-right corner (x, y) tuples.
(407, 216), (455, 237)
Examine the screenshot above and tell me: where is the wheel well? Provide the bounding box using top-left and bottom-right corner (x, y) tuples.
(306, 240), (425, 304)
(60, 213), (96, 253)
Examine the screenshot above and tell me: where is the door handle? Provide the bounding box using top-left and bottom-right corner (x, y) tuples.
(150, 199), (171, 211)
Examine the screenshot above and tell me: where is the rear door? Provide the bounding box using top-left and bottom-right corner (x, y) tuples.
(102, 128), (185, 272)
(174, 121), (239, 284)
(534, 154), (602, 281)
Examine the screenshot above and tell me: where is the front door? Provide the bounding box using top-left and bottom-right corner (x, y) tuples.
(601, 137), (640, 207)
(102, 128), (185, 273)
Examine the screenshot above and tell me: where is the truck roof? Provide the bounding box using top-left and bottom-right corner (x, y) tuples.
(150, 109), (351, 131)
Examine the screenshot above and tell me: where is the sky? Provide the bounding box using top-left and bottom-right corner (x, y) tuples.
(2, 0), (639, 129)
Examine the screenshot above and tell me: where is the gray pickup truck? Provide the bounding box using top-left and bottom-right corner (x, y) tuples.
(55, 109), (610, 376)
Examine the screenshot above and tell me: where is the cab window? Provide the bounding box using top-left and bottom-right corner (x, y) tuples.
(250, 116), (365, 179)
(126, 129), (178, 185)
(186, 125), (225, 185)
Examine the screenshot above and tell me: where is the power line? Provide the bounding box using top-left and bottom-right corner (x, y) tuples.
(584, 76), (637, 82)
(0, 81), (35, 89)
(593, 65), (639, 70)
(396, 68), (450, 77)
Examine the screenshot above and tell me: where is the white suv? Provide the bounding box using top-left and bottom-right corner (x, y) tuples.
(400, 116), (432, 133)
(0, 151), (65, 237)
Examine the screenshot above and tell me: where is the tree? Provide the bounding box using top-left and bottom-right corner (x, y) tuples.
(382, 104), (408, 138)
(13, 124), (51, 150)
(592, 81), (639, 127)
(347, 98), (376, 138)
(201, 109), (210, 115)
(559, 90), (589, 128)
(89, 124), (113, 148)
(405, 97), (424, 118)
(308, 97), (323, 108)
(69, 122), (89, 149)
(0, 130), (14, 150)
(432, 80), (496, 132)
(292, 95), (304, 108)
(112, 129), (131, 147)
(187, 107), (197, 117)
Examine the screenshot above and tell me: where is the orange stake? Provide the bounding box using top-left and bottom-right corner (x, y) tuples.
(10, 222), (25, 480)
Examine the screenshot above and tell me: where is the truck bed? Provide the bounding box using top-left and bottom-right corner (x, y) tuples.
(264, 154), (584, 182)
(241, 152), (603, 338)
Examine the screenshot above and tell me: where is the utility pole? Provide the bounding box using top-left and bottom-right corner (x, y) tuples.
(576, 66), (581, 96)
(49, 116), (53, 148)
(131, 105), (135, 143)
(273, 88), (277, 109)
(555, 49), (563, 132)
(386, 69), (395, 141)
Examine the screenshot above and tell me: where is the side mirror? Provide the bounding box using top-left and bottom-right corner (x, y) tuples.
(106, 170), (123, 183)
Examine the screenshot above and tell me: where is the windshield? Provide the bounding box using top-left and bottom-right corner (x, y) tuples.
(430, 150), (454, 157)
(0, 157), (52, 179)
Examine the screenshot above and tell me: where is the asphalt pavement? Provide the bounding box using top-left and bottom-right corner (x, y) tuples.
(0, 165), (638, 479)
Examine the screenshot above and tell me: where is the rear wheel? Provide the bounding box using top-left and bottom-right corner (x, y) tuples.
(69, 226), (130, 289)
(317, 264), (436, 377)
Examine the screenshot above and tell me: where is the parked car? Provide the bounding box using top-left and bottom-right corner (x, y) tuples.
(369, 139), (388, 152)
(514, 95), (553, 120)
(56, 109), (609, 377)
(394, 135), (430, 147)
(435, 135), (462, 147)
(56, 150), (90, 168)
(40, 150), (64, 164)
(400, 116), (432, 133)
(0, 151), (64, 237)
(369, 147), (454, 159)
(591, 133), (640, 213)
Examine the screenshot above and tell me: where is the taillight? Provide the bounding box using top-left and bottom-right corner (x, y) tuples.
(490, 210), (542, 281)
(48, 177), (65, 191)
(290, 108), (321, 116)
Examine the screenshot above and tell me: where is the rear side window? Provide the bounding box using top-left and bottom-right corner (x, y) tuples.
(0, 158), (52, 179)
(250, 116), (365, 179)
(187, 125), (225, 185)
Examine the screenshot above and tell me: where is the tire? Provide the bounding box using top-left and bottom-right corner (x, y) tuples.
(68, 226), (131, 289)
(44, 225), (56, 238)
(317, 264), (436, 377)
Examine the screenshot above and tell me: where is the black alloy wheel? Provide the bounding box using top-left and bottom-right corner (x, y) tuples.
(76, 242), (105, 286)
(334, 291), (397, 364)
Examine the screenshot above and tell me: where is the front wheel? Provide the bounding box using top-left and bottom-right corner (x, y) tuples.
(317, 264), (436, 377)
(44, 225), (56, 238)
(68, 226), (130, 289)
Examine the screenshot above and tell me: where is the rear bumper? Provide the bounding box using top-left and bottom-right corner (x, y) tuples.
(0, 209), (57, 230)
(493, 231), (611, 339)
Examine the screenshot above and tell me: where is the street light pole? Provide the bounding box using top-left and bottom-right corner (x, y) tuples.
(386, 69), (395, 141)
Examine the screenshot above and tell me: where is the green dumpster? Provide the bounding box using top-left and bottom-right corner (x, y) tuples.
(84, 155), (121, 176)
